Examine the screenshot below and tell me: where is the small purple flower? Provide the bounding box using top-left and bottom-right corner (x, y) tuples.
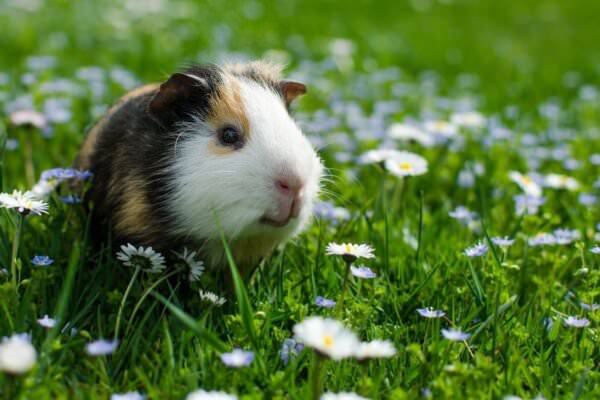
(542, 317), (554, 332)
(315, 296), (336, 308)
(441, 328), (470, 341)
(37, 315), (57, 329)
(40, 167), (92, 182)
(32, 255), (54, 266)
(417, 307), (445, 318)
(563, 316), (590, 328)
(350, 265), (377, 279)
(528, 233), (556, 247)
(448, 206), (477, 221)
(553, 229), (580, 245)
(280, 338), (304, 365)
(220, 348), (254, 368)
(60, 195), (81, 204)
(590, 246), (600, 254)
(580, 302), (599, 311)
(514, 194), (545, 216)
(578, 193), (597, 206)
(491, 236), (515, 248)
(464, 241), (488, 257)
(86, 339), (119, 356)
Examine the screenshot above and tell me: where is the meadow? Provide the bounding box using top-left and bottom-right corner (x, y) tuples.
(0, 0), (600, 398)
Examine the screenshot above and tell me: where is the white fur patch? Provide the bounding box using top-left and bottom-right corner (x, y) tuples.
(168, 74), (323, 265)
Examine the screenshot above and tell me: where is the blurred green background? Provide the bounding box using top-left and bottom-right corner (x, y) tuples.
(1, 0), (599, 105)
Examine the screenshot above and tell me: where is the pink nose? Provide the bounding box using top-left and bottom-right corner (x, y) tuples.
(275, 178), (303, 198)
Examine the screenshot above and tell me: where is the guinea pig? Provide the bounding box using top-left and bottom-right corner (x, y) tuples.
(75, 61), (324, 269)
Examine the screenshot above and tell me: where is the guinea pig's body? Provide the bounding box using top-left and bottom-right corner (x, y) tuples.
(76, 61), (323, 268)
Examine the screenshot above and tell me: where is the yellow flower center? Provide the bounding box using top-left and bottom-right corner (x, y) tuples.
(521, 176), (532, 185)
(323, 335), (334, 348)
(398, 162), (413, 171)
(344, 244), (352, 254)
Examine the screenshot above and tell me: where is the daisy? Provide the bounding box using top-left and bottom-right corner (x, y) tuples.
(514, 194), (545, 216)
(591, 246), (600, 254)
(0, 190), (49, 215)
(491, 236), (515, 248)
(563, 316), (590, 328)
(383, 151), (428, 177)
(441, 328), (471, 341)
(85, 339), (119, 356)
(553, 229), (580, 245)
(544, 174), (579, 191)
(350, 265), (377, 279)
(10, 109), (47, 129)
(326, 242), (375, 263)
(354, 339), (396, 360)
(37, 315), (57, 329)
(580, 303), (599, 311)
(450, 111), (486, 129)
(116, 244), (166, 274)
(0, 333), (37, 375)
(387, 123), (433, 146)
(32, 255), (54, 266)
(423, 120), (458, 137)
(357, 148), (400, 165)
(198, 290), (227, 307)
(528, 233), (556, 247)
(293, 316), (359, 360)
(220, 349), (254, 368)
(321, 392), (370, 400)
(417, 307), (446, 318)
(40, 167), (93, 182)
(508, 171), (542, 198)
(111, 392), (146, 400)
(315, 296), (336, 308)
(186, 390), (237, 400)
(174, 248), (205, 283)
(464, 241), (488, 257)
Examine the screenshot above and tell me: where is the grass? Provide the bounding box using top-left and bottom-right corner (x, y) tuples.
(1, 0), (600, 398)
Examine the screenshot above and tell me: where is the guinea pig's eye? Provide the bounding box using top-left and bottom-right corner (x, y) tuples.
(218, 125), (243, 148)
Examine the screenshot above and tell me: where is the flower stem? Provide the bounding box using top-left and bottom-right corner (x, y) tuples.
(336, 260), (353, 316)
(10, 214), (24, 289)
(310, 352), (323, 400)
(114, 265), (141, 340)
(24, 131), (35, 186)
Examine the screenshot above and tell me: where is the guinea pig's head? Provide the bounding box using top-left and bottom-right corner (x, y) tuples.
(148, 61), (323, 264)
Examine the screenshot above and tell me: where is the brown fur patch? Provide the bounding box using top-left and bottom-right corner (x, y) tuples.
(76, 84), (159, 170)
(206, 76), (250, 156)
(114, 176), (153, 238)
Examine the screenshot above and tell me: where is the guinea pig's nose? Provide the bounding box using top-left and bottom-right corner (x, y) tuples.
(275, 176), (304, 199)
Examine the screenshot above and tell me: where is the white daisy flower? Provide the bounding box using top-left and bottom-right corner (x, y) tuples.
(37, 315), (57, 329)
(85, 339), (119, 356)
(387, 123), (434, 146)
(563, 316), (590, 328)
(383, 151), (428, 177)
(441, 328), (471, 341)
(417, 307), (446, 318)
(0, 333), (37, 375)
(111, 392), (146, 400)
(220, 348), (254, 368)
(174, 248), (205, 282)
(0, 190), (49, 215)
(198, 290), (227, 307)
(116, 244), (166, 274)
(355, 339), (396, 360)
(357, 148), (401, 165)
(543, 174), (580, 191)
(423, 120), (458, 137)
(186, 390), (237, 400)
(10, 110), (47, 129)
(326, 242), (375, 262)
(321, 392), (371, 400)
(450, 111), (486, 129)
(293, 316), (359, 360)
(508, 171), (542, 198)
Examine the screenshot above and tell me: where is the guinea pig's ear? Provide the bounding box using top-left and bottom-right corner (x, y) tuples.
(279, 80), (306, 106)
(148, 73), (209, 126)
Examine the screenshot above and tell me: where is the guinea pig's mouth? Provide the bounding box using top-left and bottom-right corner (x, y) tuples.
(259, 198), (301, 228)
